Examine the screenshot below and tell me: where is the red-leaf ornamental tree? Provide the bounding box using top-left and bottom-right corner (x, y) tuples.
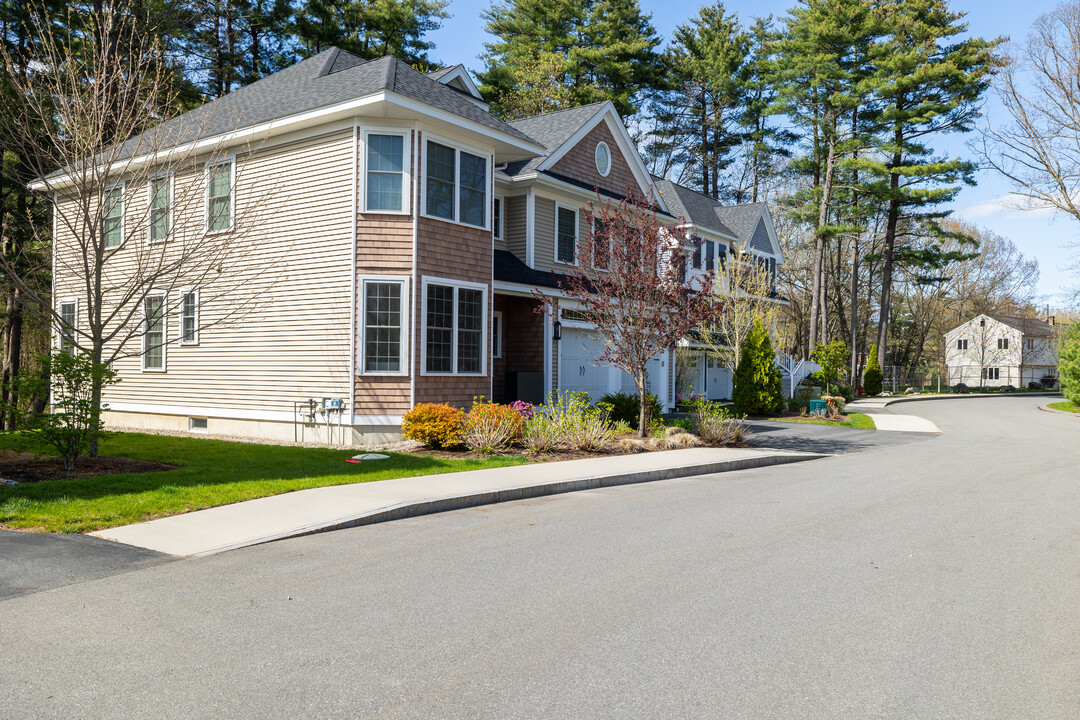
(541, 191), (716, 436)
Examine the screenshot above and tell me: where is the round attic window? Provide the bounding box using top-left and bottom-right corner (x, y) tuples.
(595, 141), (611, 177)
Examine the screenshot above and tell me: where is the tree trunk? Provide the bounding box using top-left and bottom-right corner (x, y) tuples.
(876, 119), (904, 374)
(809, 125), (838, 355)
(637, 369), (649, 438)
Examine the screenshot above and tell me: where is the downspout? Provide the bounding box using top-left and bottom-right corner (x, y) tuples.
(410, 122), (420, 408)
(348, 121), (358, 434)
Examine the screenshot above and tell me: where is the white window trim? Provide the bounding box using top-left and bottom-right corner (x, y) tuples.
(204, 156), (235, 235)
(146, 173), (174, 244)
(420, 132), (492, 230)
(102, 181), (126, 250)
(360, 128), (412, 215)
(177, 287), (200, 346)
(957, 338), (968, 350)
(57, 297), (78, 353)
(595, 140), (612, 177)
(493, 194), (505, 241)
(142, 291), (167, 372)
(357, 275), (411, 377)
(420, 275), (488, 377)
(555, 202), (578, 266)
(492, 310), (503, 359)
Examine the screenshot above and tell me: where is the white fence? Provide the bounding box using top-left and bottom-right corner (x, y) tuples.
(776, 353), (820, 398)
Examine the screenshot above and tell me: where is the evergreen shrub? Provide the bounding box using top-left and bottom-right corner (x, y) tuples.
(863, 344), (883, 396)
(732, 320), (783, 416)
(1060, 322), (1080, 405)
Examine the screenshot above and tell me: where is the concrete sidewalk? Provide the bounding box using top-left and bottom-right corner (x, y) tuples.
(90, 447), (821, 557)
(845, 397), (941, 433)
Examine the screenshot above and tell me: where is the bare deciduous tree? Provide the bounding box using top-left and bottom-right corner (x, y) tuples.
(698, 249), (781, 374)
(0, 2), (273, 450)
(982, 2), (1080, 297)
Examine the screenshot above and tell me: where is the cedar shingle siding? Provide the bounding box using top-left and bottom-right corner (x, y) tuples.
(550, 122), (637, 198)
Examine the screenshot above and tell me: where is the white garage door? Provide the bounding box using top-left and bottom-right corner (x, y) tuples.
(560, 329), (612, 404)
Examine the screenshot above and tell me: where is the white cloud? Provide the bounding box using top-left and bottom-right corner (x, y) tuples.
(955, 193), (1065, 222)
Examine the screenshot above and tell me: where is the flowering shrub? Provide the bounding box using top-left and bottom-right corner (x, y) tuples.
(508, 400), (535, 419)
(821, 395), (846, 417)
(402, 403), (465, 448)
(463, 400), (525, 454)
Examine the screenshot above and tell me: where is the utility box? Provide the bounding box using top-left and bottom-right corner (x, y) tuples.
(506, 372), (543, 405)
(808, 399), (827, 416)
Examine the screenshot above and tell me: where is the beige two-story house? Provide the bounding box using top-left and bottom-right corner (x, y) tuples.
(50, 48), (784, 443)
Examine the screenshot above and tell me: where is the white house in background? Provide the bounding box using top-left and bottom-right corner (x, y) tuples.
(944, 314), (1062, 388)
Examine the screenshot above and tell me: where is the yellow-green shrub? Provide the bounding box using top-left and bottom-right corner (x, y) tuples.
(463, 401), (525, 453)
(402, 403), (465, 448)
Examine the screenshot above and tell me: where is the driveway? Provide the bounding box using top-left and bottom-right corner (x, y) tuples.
(1, 396), (1078, 718)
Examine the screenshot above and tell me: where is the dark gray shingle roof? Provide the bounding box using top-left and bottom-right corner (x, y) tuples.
(715, 203), (769, 249)
(651, 177), (737, 238)
(107, 49), (538, 163)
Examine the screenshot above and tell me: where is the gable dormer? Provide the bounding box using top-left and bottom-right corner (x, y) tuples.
(428, 65), (489, 110)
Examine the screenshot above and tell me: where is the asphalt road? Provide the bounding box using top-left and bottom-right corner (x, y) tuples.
(1, 396), (1078, 719)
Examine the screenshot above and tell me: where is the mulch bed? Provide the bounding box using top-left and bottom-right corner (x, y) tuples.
(0, 449), (176, 484)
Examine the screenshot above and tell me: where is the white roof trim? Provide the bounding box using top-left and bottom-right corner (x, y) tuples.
(35, 89), (545, 190)
(435, 65), (485, 101)
(759, 206), (784, 264)
(535, 101), (666, 213)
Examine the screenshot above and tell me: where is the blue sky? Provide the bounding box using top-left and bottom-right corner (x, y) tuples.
(428, 0), (1075, 305)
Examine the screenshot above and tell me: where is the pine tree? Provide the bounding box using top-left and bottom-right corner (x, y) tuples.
(732, 319), (783, 416)
(294, 0), (450, 68)
(863, 343), (883, 396)
(480, 0), (664, 118)
(867, 0), (1001, 374)
(773, 0), (881, 354)
(734, 15), (794, 203)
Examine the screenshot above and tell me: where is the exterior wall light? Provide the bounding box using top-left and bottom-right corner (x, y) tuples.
(553, 320), (562, 341)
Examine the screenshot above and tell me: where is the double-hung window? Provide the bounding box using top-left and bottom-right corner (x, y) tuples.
(179, 289), (198, 345)
(59, 300), (77, 353)
(556, 206), (577, 264)
(1026, 338), (1035, 350)
(984, 367), (1000, 380)
(360, 278), (408, 374)
(998, 338), (1009, 350)
(424, 140), (488, 227)
(957, 338), (968, 350)
(705, 240), (715, 272)
(206, 160), (233, 233)
(143, 294), (166, 371)
(102, 186), (124, 249)
(692, 237), (702, 270)
(366, 134), (405, 212)
(424, 279), (486, 375)
(149, 176), (171, 242)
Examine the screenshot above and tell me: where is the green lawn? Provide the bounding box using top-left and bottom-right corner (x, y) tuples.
(765, 412), (876, 430)
(0, 433), (526, 534)
(1047, 400), (1080, 413)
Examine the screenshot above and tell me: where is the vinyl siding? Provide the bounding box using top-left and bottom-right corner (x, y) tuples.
(53, 128), (356, 419)
(532, 196), (556, 272)
(505, 195), (527, 260)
